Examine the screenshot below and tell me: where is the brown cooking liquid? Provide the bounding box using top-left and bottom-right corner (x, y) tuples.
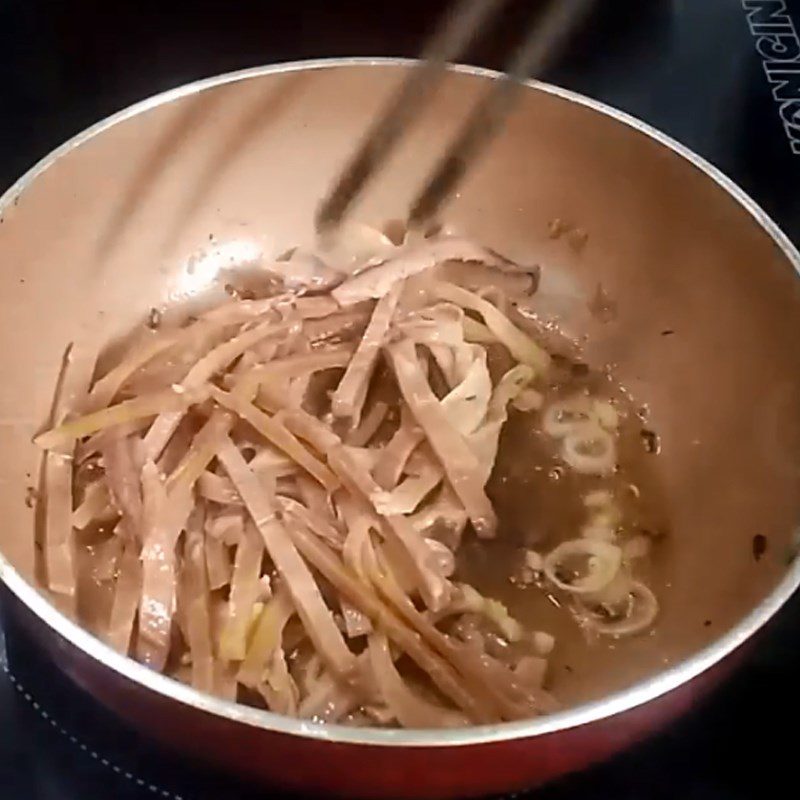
(457, 352), (674, 707)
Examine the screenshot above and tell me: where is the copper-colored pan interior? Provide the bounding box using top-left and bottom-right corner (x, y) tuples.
(1, 63), (799, 711)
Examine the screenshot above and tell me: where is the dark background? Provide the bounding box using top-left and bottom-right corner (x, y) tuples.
(2, 1), (800, 798)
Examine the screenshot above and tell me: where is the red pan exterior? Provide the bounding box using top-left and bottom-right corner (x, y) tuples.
(6, 592), (737, 799)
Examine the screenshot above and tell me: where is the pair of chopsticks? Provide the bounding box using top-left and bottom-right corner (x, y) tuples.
(316, 0), (593, 234)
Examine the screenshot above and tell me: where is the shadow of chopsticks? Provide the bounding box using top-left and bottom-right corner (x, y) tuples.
(93, 87), (228, 261)
(160, 72), (309, 251)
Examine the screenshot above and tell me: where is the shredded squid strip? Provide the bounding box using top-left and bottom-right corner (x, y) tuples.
(137, 463), (193, 669)
(210, 386), (338, 492)
(368, 632), (469, 728)
(217, 437), (356, 680)
(42, 342), (96, 598)
(142, 318), (290, 462)
(332, 282), (402, 426)
(386, 339), (497, 538)
(286, 523), (497, 723)
(35, 386), (204, 450)
(182, 515), (215, 693)
(431, 281), (550, 373)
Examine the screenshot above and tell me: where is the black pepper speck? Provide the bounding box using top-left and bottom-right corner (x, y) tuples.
(24, 486), (38, 509)
(752, 534), (768, 562)
(641, 429), (660, 454)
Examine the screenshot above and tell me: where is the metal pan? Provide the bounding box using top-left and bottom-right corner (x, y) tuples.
(1, 59), (799, 799)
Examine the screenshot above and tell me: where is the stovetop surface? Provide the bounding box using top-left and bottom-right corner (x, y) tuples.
(1, 1), (800, 798)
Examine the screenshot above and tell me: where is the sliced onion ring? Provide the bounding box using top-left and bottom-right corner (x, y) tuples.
(541, 395), (594, 438)
(543, 539), (622, 595)
(578, 581), (658, 637)
(562, 424), (616, 475)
